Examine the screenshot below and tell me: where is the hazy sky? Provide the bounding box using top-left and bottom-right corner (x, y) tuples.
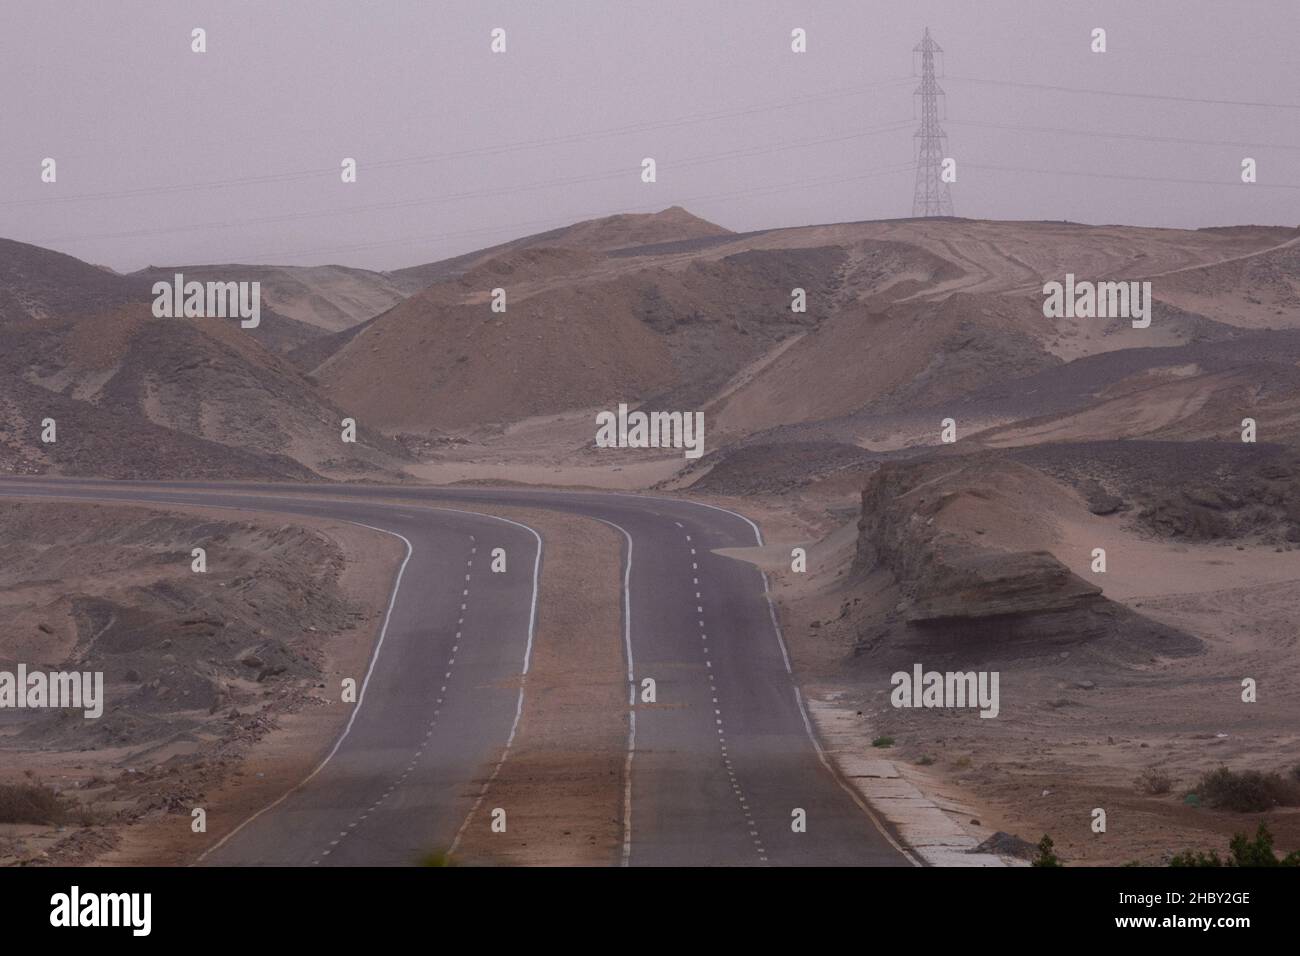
(2, 0), (1297, 272)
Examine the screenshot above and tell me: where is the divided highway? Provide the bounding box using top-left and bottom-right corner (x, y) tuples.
(0, 478), (911, 867)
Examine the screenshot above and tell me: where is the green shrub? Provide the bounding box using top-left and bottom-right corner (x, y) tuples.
(1031, 835), (1062, 867)
(1170, 824), (1300, 867)
(0, 782), (68, 824)
(1190, 766), (1300, 812)
(1134, 768), (1174, 795)
(418, 849), (456, 867)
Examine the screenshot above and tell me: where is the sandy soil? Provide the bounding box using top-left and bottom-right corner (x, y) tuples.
(106, 509), (401, 867)
(406, 457), (685, 491)
(0, 498), (401, 867)
(400, 406), (694, 490)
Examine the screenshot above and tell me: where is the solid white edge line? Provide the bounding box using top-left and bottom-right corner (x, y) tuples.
(596, 518), (636, 867)
(198, 521), (414, 863)
(757, 570), (920, 867)
(599, 490), (766, 545)
(0, 489), (419, 865)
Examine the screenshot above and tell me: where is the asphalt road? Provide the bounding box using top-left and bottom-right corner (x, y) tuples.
(0, 478), (912, 867)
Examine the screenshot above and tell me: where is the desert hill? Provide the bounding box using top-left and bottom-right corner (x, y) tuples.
(1149, 233), (1300, 329)
(0, 369), (315, 480)
(0, 239), (409, 480)
(5, 209), (1299, 482)
(0, 303), (406, 480)
(388, 205), (733, 289)
(308, 215), (1300, 450)
(0, 238), (151, 322)
(0, 238), (332, 354)
(311, 241), (847, 431)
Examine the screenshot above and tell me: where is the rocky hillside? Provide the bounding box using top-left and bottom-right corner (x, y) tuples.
(0, 238), (408, 480)
(851, 454), (1199, 656)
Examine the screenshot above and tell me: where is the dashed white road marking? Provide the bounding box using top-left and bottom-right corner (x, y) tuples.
(684, 531), (766, 864)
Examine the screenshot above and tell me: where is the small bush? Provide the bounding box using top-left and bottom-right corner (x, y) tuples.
(916, 755), (935, 766)
(1190, 767), (1300, 812)
(1031, 835), (1062, 867)
(0, 783), (68, 825)
(1169, 849), (1224, 867)
(72, 804), (112, 827)
(1134, 768), (1174, 795)
(871, 736), (894, 748)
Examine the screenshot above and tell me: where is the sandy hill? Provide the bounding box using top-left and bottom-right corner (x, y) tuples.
(1, 238), (331, 354)
(760, 219), (1296, 301)
(0, 368), (316, 480)
(313, 241), (855, 432)
(8, 210), (1299, 479)
(0, 239), (409, 480)
(972, 359), (1300, 449)
(388, 206), (733, 289)
(697, 219), (1298, 444)
(0, 238), (151, 322)
(707, 290), (1055, 441)
(34, 304), (406, 479)
(1148, 232), (1300, 329)
(315, 213), (1300, 444)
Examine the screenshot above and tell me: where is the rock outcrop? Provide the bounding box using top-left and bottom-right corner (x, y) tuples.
(853, 456), (1196, 655)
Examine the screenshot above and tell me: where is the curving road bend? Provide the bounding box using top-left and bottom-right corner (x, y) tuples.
(0, 478), (911, 868)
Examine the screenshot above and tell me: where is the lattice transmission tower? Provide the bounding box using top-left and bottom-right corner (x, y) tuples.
(911, 26), (954, 217)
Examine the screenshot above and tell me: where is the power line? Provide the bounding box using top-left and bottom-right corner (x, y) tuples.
(15, 60), (1295, 266)
(947, 119), (1300, 152)
(946, 74), (1300, 111)
(1, 76), (915, 210)
(227, 163), (917, 264)
(32, 120), (915, 246)
(964, 161), (1300, 189)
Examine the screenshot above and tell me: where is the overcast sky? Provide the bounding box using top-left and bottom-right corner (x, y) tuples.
(2, 0), (1296, 272)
